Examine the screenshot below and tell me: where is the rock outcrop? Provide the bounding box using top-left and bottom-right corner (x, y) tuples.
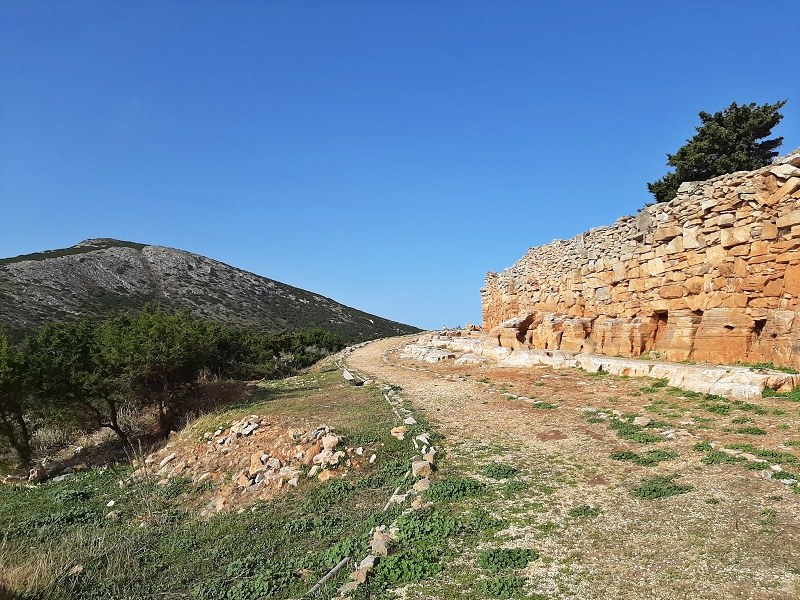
(482, 150), (800, 368)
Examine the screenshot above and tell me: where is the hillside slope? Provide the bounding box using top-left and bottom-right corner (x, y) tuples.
(0, 238), (419, 341)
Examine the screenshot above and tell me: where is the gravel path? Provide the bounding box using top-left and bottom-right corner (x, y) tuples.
(345, 335), (800, 600)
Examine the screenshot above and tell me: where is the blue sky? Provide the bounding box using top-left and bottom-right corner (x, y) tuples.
(1, 2), (798, 330)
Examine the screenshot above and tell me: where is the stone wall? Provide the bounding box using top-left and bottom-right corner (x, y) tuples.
(482, 150), (800, 368)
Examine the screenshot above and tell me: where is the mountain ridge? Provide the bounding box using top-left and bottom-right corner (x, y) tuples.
(0, 238), (419, 341)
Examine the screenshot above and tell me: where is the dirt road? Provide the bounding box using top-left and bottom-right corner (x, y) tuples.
(346, 335), (800, 600)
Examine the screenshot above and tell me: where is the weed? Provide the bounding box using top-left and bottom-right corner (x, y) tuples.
(734, 426), (767, 435)
(611, 449), (677, 466)
(426, 476), (486, 503)
(463, 507), (506, 534)
(567, 505), (601, 518)
(531, 401), (558, 409)
(759, 508), (778, 526)
(724, 444), (798, 464)
(482, 464), (520, 480)
(701, 450), (746, 465)
(586, 368), (609, 377)
(480, 575), (527, 598)
(478, 548), (539, 572)
(631, 475), (693, 500)
(503, 481), (529, 496)
(608, 419), (660, 444)
(731, 416), (753, 424)
(640, 378), (669, 393)
(737, 362), (800, 374)
(763, 387), (800, 401)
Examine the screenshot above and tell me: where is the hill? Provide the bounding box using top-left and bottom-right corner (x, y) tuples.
(0, 238), (419, 341)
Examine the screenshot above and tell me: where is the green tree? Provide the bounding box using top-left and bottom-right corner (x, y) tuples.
(25, 321), (130, 445)
(0, 332), (33, 465)
(98, 307), (217, 436)
(648, 100), (787, 203)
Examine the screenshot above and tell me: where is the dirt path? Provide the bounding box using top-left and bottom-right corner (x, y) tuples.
(346, 335), (800, 600)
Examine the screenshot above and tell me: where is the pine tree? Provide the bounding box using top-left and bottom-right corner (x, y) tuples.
(648, 100), (787, 203)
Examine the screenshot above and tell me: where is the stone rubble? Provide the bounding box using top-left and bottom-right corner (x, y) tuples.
(135, 415), (370, 515)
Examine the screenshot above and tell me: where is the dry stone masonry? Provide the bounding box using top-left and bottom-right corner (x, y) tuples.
(482, 150), (800, 369)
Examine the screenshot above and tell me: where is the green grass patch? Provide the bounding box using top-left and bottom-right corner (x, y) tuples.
(426, 476), (487, 503)
(631, 475), (693, 500)
(734, 426), (767, 436)
(608, 419), (660, 444)
(478, 548), (539, 572)
(763, 387), (800, 401)
(480, 575), (528, 598)
(482, 463), (520, 480)
(567, 504), (601, 518)
(610, 449), (678, 466)
(736, 362), (800, 374)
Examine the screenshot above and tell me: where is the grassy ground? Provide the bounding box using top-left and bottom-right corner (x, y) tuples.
(0, 366), (419, 599)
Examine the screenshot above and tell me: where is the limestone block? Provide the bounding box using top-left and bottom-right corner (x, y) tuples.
(777, 208), (800, 229)
(784, 265), (800, 296)
(718, 213), (736, 228)
(691, 308), (754, 364)
(654, 226), (681, 242)
(683, 227), (701, 249)
(659, 285), (686, 299)
(705, 246), (727, 266)
(720, 225), (751, 248)
(665, 236), (684, 254)
(771, 164), (800, 180)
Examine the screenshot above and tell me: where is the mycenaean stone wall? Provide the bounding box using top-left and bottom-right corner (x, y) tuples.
(482, 149), (800, 368)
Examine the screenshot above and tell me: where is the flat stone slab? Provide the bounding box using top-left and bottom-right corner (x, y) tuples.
(407, 334), (800, 401)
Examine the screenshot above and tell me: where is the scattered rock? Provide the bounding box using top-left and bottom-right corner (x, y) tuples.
(322, 434), (340, 451)
(633, 416), (651, 427)
(390, 426), (408, 440)
(411, 460), (432, 478)
(413, 478), (430, 492)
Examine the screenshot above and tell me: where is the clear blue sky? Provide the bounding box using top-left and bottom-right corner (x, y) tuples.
(1, 2), (798, 330)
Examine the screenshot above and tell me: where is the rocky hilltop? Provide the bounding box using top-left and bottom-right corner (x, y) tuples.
(0, 238), (419, 341)
(482, 149), (800, 368)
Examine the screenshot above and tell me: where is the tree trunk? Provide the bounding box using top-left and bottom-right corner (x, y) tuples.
(0, 409), (33, 466)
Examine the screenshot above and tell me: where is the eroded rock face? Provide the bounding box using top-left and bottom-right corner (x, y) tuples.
(482, 150), (800, 368)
